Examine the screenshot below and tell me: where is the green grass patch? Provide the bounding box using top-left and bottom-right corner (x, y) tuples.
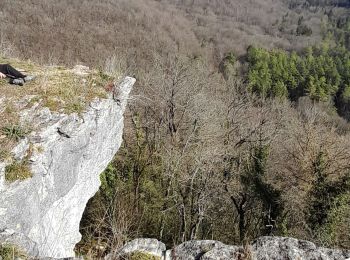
(4, 160), (32, 182)
(128, 252), (161, 260)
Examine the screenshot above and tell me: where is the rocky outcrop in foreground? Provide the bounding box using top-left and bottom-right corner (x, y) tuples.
(108, 236), (350, 260)
(0, 77), (135, 258)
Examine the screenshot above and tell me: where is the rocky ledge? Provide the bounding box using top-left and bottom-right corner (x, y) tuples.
(108, 236), (350, 260)
(0, 76), (135, 259)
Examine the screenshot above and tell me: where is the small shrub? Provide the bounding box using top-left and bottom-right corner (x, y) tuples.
(98, 68), (112, 81)
(296, 24), (313, 36)
(1, 125), (27, 142)
(5, 161), (32, 182)
(0, 244), (27, 260)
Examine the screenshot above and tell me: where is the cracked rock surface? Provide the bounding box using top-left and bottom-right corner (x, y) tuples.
(0, 77), (135, 258)
(109, 236), (350, 260)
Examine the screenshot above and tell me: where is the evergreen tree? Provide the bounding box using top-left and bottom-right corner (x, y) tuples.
(307, 151), (350, 235)
(241, 144), (283, 236)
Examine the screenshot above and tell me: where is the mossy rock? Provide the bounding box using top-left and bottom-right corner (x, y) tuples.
(127, 251), (161, 260)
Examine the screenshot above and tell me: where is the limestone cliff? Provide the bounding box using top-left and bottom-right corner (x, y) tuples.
(0, 76), (135, 258)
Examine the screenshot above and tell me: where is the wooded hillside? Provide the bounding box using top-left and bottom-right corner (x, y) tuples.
(0, 0), (349, 258)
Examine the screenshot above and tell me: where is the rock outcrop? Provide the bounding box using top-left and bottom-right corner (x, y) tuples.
(251, 236), (350, 260)
(0, 77), (135, 258)
(111, 236), (350, 260)
(106, 238), (166, 259)
(165, 240), (244, 260)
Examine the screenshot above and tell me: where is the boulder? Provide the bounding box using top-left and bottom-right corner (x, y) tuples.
(105, 238), (166, 260)
(165, 240), (225, 260)
(250, 236), (350, 260)
(106, 238), (166, 259)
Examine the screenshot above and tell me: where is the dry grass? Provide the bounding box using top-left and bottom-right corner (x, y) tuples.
(0, 56), (109, 113)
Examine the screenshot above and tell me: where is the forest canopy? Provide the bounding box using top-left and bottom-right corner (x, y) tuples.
(246, 44), (350, 118)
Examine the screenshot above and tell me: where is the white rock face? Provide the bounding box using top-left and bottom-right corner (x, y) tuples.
(0, 77), (135, 258)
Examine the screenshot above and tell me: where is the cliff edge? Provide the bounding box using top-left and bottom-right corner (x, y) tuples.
(0, 61), (135, 258)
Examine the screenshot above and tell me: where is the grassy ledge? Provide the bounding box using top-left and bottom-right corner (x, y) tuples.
(0, 57), (115, 175)
(0, 56), (110, 114)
